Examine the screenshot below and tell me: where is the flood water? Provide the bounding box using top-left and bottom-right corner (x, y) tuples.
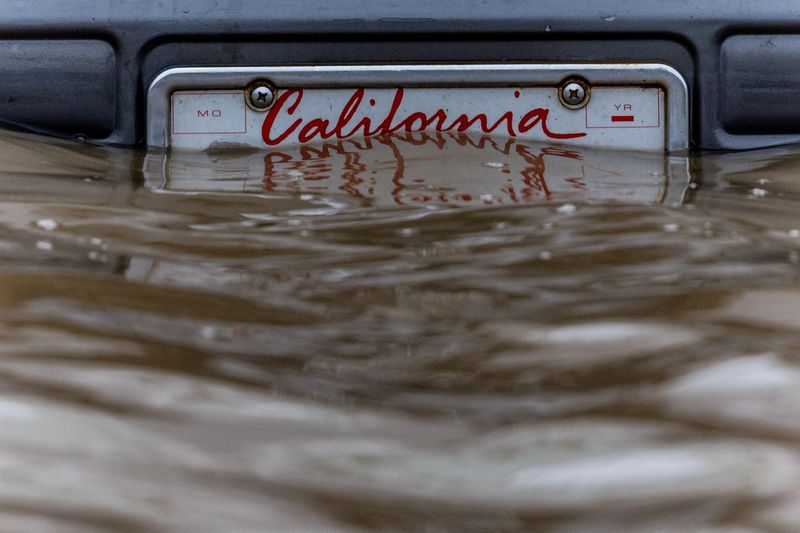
(4, 131), (800, 531)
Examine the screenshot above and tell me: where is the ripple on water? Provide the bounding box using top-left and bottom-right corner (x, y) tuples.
(1, 132), (800, 530)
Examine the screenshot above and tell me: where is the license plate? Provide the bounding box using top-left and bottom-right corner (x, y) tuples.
(147, 64), (688, 152)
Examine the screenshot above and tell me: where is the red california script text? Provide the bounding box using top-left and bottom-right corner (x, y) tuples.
(261, 88), (587, 146)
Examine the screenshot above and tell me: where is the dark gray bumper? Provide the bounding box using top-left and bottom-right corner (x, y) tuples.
(0, 0), (797, 150)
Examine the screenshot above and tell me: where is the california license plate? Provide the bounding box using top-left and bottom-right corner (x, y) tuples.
(147, 64), (688, 152)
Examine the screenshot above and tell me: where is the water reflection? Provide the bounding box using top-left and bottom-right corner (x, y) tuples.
(144, 132), (690, 206)
(2, 130), (800, 530)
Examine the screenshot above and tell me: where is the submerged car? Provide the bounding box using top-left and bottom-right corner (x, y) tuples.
(0, 1), (797, 153)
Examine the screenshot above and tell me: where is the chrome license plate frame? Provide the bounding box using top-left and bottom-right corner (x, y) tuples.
(147, 64), (688, 152)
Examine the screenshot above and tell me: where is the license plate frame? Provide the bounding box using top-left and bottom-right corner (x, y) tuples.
(147, 64), (688, 152)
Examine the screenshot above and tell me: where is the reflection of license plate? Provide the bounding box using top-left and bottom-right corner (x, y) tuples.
(147, 64), (688, 153)
(143, 132), (690, 207)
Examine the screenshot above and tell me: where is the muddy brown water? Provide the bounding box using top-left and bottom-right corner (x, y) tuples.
(3, 131), (800, 531)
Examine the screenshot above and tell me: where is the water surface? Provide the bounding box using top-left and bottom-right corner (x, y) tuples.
(2, 132), (800, 531)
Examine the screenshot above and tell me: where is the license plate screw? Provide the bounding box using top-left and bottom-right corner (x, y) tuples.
(559, 79), (590, 109)
(248, 84), (275, 110)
